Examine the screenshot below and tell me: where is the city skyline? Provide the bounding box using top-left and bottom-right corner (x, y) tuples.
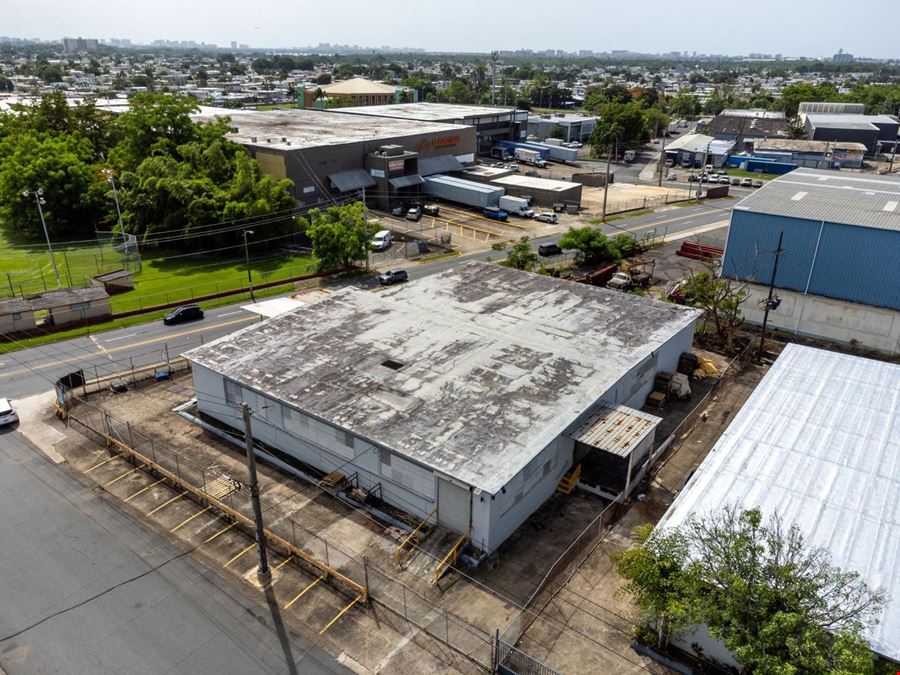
(4, 0), (898, 60)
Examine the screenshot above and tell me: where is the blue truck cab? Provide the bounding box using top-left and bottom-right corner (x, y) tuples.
(483, 206), (509, 222)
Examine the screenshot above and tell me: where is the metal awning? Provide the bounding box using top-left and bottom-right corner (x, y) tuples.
(570, 405), (661, 457)
(328, 169), (376, 193)
(389, 174), (425, 189)
(418, 154), (465, 176)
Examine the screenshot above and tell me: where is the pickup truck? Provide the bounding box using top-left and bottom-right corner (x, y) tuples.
(483, 207), (509, 222)
(606, 272), (633, 291)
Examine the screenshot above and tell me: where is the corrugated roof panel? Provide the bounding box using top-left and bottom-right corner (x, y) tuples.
(734, 169), (900, 231)
(328, 169), (377, 193)
(571, 405), (661, 457)
(658, 344), (900, 661)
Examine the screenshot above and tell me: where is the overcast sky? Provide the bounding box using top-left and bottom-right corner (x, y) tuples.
(6, 0), (898, 59)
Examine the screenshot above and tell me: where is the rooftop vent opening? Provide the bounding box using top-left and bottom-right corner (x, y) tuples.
(381, 359), (404, 371)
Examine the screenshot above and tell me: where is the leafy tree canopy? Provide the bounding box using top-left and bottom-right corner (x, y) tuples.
(557, 227), (621, 265)
(306, 202), (368, 272)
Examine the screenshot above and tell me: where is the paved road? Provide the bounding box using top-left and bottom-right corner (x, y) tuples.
(0, 430), (347, 675)
(0, 201), (733, 400)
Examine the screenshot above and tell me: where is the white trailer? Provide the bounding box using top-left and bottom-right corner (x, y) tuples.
(514, 148), (547, 167)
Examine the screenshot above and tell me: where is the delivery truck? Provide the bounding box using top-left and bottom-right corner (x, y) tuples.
(498, 195), (534, 218)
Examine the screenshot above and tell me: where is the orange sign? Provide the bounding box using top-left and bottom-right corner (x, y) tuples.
(431, 135), (461, 148)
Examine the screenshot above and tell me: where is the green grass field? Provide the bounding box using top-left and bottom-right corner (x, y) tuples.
(723, 168), (777, 180)
(0, 230), (319, 313)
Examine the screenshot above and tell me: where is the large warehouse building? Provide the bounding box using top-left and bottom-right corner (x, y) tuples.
(337, 102), (529, 155)
(194, 108), (477, 209)
(657, 344), (900, 666)
(722, 170), (900, 350)
(804, 113), (899, 154)
(184, 262), (700, 554)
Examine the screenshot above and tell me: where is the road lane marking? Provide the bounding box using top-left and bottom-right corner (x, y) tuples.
(218, 310), (244, 317)
(103, 333), (137, 343)
(0, 316), (257, 382)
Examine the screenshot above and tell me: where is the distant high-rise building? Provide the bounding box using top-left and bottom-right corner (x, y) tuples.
(62, 37), (98, 53)
(230, 40), (237, 49)
(833, 49), (854, 63)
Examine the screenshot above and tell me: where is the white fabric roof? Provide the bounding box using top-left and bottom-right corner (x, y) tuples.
(658, 344), (900, 661)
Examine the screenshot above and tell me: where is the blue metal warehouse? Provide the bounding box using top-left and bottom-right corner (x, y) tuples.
(722, 169), (900, 311)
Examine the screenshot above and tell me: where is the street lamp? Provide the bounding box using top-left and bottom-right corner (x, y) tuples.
(102, 168), (126, 248)
(243, 229), (255, 302)
(23, 188), (61, 289)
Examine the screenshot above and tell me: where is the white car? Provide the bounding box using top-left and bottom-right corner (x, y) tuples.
(535, 212), (558, 224)
(0, 398), (18, 426)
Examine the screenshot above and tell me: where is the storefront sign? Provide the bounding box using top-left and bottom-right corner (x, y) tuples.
(431, 135), (461, 148)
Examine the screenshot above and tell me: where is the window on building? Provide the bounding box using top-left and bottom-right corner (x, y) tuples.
(224, 378), (244, 406)
(11, 312), (21, 321)
(69, 301), (90, 311)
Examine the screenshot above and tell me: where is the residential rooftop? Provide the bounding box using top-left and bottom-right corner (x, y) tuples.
(733, 168), (900, 231)
(191, 109), (471, 151)
(184, 262), (700, 494)
(658, 344), (900, 662)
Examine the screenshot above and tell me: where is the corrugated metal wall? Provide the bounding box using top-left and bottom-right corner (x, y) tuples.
(723, 210), (900, 311)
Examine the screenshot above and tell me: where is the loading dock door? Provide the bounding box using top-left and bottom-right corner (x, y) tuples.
(437, 478), (471, 533)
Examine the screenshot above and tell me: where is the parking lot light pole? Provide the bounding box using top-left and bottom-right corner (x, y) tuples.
(242, 403), (271, 583)
(242, 229), (255, 302)
(23, 188), (61, 289)
(102, 169), (126, 247)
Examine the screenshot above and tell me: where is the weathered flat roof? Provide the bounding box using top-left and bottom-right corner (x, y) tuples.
(754, 139), (867, 153)
(192, 109), (471, 151)
(337, 102), (522, 122)
(657, 344), (900, 661)
(185, 262), (700, 493)
(571, 405), (661, 457)
(733, 168), (900, 231)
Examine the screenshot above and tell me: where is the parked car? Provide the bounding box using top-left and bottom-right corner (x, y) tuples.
(406, 207), (422, 221)
(752, 179), (764, 188)
(535, 212), (558, 224)
(704, 164), (713, 173)
(391, 205), (406, 217)
(0, 398), (18, 427)
(741, 178), (753, 187)
(163, 304), (204, 326)
(687, 174), (699, 182)
(730, 176), (741, 185)
(665, 159), (674, 167)
(666, 171), (677, 181)
(538, 242), (562, 257)
(371, 230), (392, 251)
(483, 207), (509, 222)
(422, 204), (440, 216)
(378, 269), (408, 285)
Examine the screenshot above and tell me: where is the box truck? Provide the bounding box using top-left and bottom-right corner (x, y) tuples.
(499, 195), (534, 218)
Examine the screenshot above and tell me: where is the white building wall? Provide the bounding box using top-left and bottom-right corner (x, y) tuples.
(741, 283), (900, 354)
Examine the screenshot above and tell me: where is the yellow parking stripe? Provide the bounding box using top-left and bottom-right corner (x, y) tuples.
(319, 596), (362, 635)
(102, 464), (146, 488)
(170, 505), (213, 532)
(224, 543), (255, 568)
(145, 490), (188, 516)
(202, 522), (237, 545)
(274, 556), (294, 572)
(284, 575), (325, 610)
(85, 452), (123, 474)
(124, 478), (165, 502)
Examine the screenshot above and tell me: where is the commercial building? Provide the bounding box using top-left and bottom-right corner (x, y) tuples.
(527, 113), (598, 142)
(337, 102), (529, 156)
(702, 113), (789, 151)
(752, 138), (866, 169)
(301, 77), (402, 108)
(194, 109), (477, 210)
(658, 344), (900, 666)
(184, 262), (700, 554)
(664, 133), (735, 167)
(490, 174), (583, 208)
(798, 101), (864, 116)
(722, 170), (900, 351)
(804, 113), (899, 154)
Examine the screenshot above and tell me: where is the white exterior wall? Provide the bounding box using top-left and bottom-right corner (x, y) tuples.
(670, 624), (740, 670)
(741, 283), (900, 354)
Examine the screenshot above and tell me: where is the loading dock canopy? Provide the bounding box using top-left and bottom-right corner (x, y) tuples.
(388, 174), (425, 189)
(418, 154), (465, 176)
(329, 169), (377, 192)
(570, 405), (660, 456)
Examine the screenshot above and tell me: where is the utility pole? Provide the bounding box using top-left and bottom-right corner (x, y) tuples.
(657, 136), (667, 187)
(490, 51), (498, 106)
(242, 403), (271, 583)
(758, 231), (785, 360)
(601, 145), (613, 222)
(103, 168), (126, 248)
(242, 229), (255, 302)
(23, 188), (61, 288)
(696, 140), (712, 200)
(890, 139), (897, 174)
(362, 187), (370, 272)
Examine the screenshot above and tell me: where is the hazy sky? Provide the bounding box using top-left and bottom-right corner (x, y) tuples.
(6, 0), (898, 59)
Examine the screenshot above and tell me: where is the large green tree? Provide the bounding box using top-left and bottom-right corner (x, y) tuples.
(110, 92), (200, 171)
(616, 507), (886, 674)
(557, 227), (621, 265)
(306, 202), (368, 272)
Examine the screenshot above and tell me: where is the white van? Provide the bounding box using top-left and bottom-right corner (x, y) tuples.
(371, 230), (392, 251)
